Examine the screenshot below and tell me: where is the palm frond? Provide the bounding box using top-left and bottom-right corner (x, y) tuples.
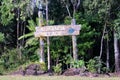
(18, 32), (34, 40)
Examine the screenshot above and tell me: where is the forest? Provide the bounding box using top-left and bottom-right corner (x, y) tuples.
(0, 0), (120, 76)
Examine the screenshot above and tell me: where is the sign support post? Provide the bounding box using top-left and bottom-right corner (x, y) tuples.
(71, 19), (78, 61)
(38, 11), (45, 63)
(46, 0), (51, 71)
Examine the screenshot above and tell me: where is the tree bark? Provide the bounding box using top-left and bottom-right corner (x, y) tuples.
(17, 8), (20, 49)
(99, 23), (106, 59)
(66, 5), (71, 17)
(22, 21), (26, 46)
(106, 31), (110, 71)
(17, 7), (22, 59)
(114, 30), (120, 72)
(98, 22), (106, 73)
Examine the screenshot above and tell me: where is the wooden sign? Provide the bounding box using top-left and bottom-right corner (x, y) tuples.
(34, 25), (81, 37)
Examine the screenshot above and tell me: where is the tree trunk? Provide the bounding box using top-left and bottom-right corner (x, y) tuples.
(17, 7), (22, 59)
(99, 23), (106, 59)
(17, 8), (20, 49)
(98, 22), (106, 73)
(114, 30), (120, 72)
(106, 31), (109, 71)
(22, 21), (26, 46)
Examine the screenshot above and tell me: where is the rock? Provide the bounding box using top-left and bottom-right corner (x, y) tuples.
(10, 69), (25, 75)
(92, 73), (99, 77)
(25, 69), (36, 75)
(80, 73), (88, 76)
(63, 68), (80, 76)
(9, 64), (46, 76)
(26, 64), (39, 70)
(36, 70), (45, 75)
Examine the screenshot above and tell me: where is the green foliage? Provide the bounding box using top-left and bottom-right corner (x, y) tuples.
(0, 0), (119, 74)
(87, 59), (96, 73)
(64, 13), (96, 57)
(0, 0), (14, 25)
(64, 16), (72, 24)
(37, 62), (47, 71)
(19, 19), (36, 40)
(87, 57), (102, 73)
(63, 13), (96, 69)
(22, 37), (39, 62)
(102, 67), (110, 73)
(18, 32), (34, 40)
(0, 0), (33, 25)
(19, 19), (39, 62)
(62, 54), (72, 66)
(77, 23), (95, 56)
(50, 36), (71, 62)
(49, 0), (67, 24)
(0, 32), (5, 43)
(53, 63), (62, 75)
(0, 48), (26, 74)
(75, 13), (96, 56)
(27, 19), (36, 31)
(83, 0), (112, 22)
(71, 60), (85, 68)
(114, 12), (120, 39)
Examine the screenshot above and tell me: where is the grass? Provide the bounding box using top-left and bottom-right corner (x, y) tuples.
(0, 76), (120, 80)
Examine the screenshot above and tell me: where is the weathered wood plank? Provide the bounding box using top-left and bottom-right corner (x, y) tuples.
(35, 25), (81, 32)
(34, 30), (80, 37)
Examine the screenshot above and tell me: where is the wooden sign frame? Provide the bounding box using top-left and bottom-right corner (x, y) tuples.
(34, 25), (81, 37)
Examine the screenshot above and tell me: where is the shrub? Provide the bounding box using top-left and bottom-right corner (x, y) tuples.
(87, 57), (102, 73)
(71, 60), (85, 68)
(35, 61), (47, 71)
(53, 63), (62, 75)
(20, 61), (47, 71)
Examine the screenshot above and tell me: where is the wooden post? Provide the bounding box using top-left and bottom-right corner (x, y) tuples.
(38, 11), (45, 63)
(71, 19), (78, 61)
(46, 0), (51, 71)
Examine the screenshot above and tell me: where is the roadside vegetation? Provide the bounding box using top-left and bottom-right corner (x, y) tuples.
(0, 0), (120, 77)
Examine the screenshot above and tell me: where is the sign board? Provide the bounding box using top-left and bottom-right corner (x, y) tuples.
(34, 25), (81, 37)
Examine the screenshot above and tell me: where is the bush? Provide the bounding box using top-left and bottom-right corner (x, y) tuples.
(0, 48), (25, 73)
(53, 63), (62, 75)
(87, 57), (102, 73)
(35, 61), (47, 71)
(20, 61), (47, 71)
(71, 60), (85, 68)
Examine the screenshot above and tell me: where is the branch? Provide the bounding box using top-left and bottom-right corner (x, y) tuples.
(66, 5), (72, 17)
(76, 0), (80, 10)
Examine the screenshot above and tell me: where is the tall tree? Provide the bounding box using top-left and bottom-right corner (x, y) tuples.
(114, 12), (120, 72)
